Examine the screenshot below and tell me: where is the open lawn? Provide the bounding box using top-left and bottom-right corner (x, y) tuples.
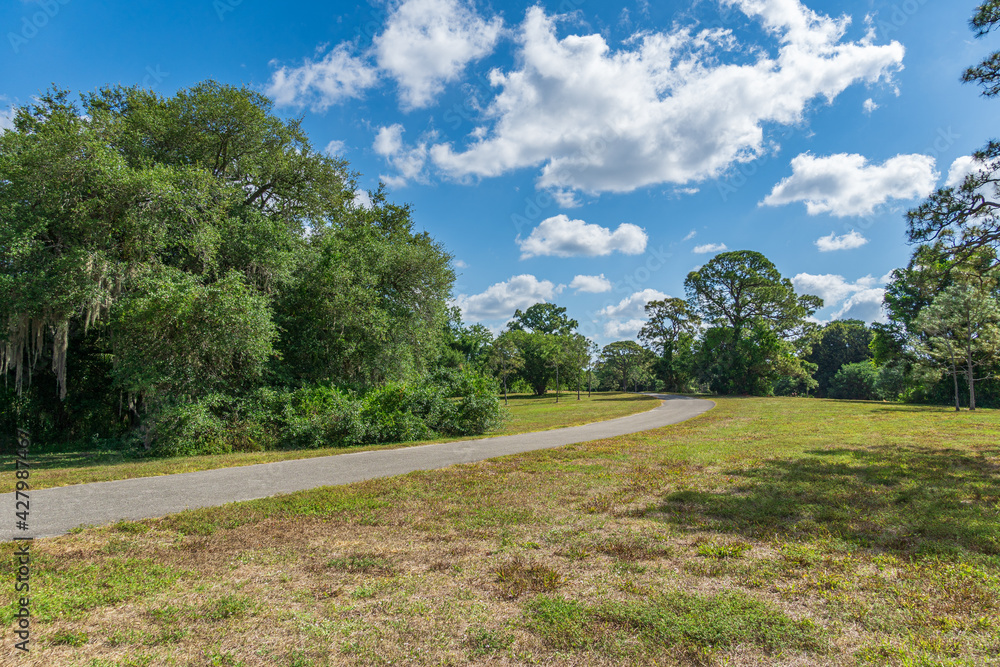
(0, 391), (658, 492)
(4, 397), (1000, 665)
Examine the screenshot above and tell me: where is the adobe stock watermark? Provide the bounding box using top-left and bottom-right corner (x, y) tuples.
(142, 65), (169, 91)
(876, 0), (930, 40)
(214, 0), (243, 22)
(8, 0), (71, 54)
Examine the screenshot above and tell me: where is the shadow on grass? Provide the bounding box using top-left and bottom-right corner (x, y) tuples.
(657, 446), (1000, 557)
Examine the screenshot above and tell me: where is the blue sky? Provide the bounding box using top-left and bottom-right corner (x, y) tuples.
(1, 0), (995, 344)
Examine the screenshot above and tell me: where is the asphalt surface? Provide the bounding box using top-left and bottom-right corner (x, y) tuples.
(2, 394), (714, 540)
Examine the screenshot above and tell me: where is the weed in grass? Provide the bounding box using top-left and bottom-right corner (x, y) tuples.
(205, 647), (245, 666)
(113, 520), (151, 534)
(203, 594), (256, 621)
(493, 557), (565, 599)
(86, 657), (155, 667)
(47, 629), (88, 646)
(525, 590), (825, 656)
(326, 552), (393, 574)
(697, 540), (752, 559)
(465, 626), (516, 657)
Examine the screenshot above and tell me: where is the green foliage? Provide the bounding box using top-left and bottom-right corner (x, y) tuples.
(0, 82), (457, 452)
(805, 320), (873, 396)
(145, 371), (503, 456)
(828, 362), (880, 401)
(684, 251), (820, 396)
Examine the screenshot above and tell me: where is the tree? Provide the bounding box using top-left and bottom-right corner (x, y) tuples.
(599, 341), (645, 392)
(508, 303), (578, 335)
(506, 303), (580, 396)
(485, 333), (523, 405)
(0, 82), (457, 447)
(804, 320), (873, 396)
(685, 250), (820, 395)
(638, 298), (701, 392)
(685, 251), (821, 339)
(913, 283), (1000, 410)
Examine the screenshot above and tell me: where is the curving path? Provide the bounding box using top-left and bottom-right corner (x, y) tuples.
(2, 394), (713, 539)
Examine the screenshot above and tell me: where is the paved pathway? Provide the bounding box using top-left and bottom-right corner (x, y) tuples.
(2, 394), (713, 539)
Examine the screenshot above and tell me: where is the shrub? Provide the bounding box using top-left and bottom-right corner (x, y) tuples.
(149, 396), (231, 456)
(828, 362), (879, 401)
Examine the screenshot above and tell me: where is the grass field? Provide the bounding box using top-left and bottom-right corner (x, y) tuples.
(4, 397), (1000, 666)
(0, 391), (658, 491)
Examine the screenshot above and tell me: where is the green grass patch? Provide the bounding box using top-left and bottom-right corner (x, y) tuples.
(525, 590), (824, 655)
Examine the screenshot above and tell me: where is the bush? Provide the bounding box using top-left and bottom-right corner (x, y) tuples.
(828, 362), (879, 401)
(143, 370), (506, 456)
(149, 396), (231, 456)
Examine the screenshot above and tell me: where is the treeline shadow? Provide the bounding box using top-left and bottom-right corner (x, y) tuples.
(656, 445), (1000, 557)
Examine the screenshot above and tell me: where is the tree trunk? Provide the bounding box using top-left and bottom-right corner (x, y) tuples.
(952, 363), (960, 412)
(968, 359), (977, 411)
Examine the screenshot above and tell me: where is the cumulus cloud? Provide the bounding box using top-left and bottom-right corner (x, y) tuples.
(693, 243), (728, 254)
(793, 273), (887, 322)
(569, 274), (613, 293)
(429, 1), (903, 196)
(862, 98), (878, 114)
(832, 288), (887, 322)
(762, 152), (938, 217)
(374, 0), (502, 110)
(352, 189), (372, 209)
(815, 230), (868, 252)
(324, 140), (346, 156)
(604, 319), (647, 339)
(517, 215), (647, 259)
(373, 124), (429, 187)
(598, 289), (667, 339)
(266, 43), (379, 110)
(945, 155), (979, 188)
(454, 259), (469, 269)
(452, 274), (564, 320)
(599, 289), (668, 319)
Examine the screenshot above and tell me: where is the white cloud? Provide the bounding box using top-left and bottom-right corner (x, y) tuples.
(517, 215), (648, 259)
(683, 230), (697, 241)
(429, 1), (904, 196)
(815, 230), (868, 252)
(832, 288), (887, 323)
(352, 189), (372, 209)
(266, 43), (378, 110)
(862, 98), (878, 114)
(945, 155), (979, 188)
(762, 153), (938, 217)
(454, 259), (469, 269)
(374, 0), (502, 110)
(604, 318), (647, 339)
(0, 106), (15, 132)
(599, 289), (668, 319)
(452, 274), (563, 320)
(569, 274), (612, 293)
(324, 140), (346, 156)
(373, 124), (429, 187)
(793, 272), (887, 322)
(599, 288), (668, 339)
(693, 243), (728, 254)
